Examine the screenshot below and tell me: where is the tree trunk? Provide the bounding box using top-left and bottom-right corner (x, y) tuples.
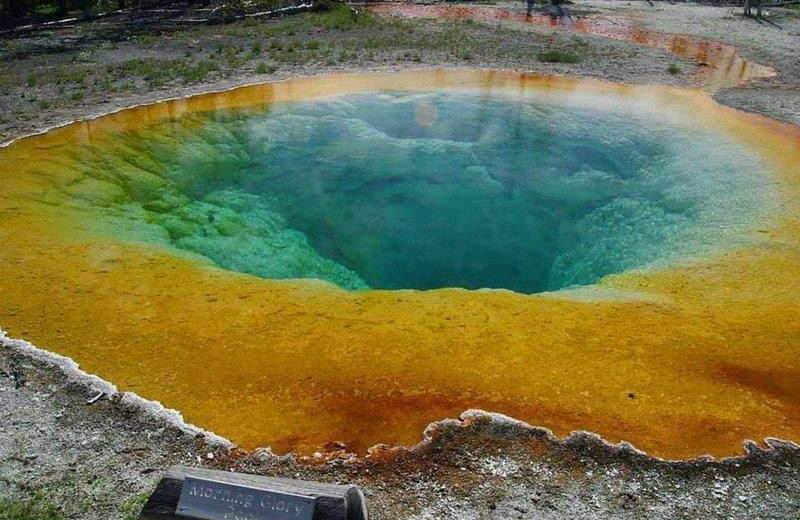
(117, 0), (125, 10)
(756, 0), (764, 17)
(58, 0), (68, 15)
(744, 0), (752, 16)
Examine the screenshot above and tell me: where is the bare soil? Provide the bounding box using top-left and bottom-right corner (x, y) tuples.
(580, 0), (800, 123)
(0, 0), (711, 144)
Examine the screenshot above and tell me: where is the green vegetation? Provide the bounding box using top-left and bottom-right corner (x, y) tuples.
(94, 75), (114, 92)
(131, 34), (159, 46)
(0, 8), (546, 105)
(12, 4), (498, 94)
(536, 49), (581, 63)
(0, 493), (64, 520)
(255, 62), (277, 74)
(0, 476), (158, 519)
(1, 0), (297, 20)
(0, 0), (588, 127)
(308, 4), (378, 30)
(120, 491), (150, 520)
(259, 3), (381, 35)
(668, 63), (681, 75)
(179, 59), (220, 83)
(110, 57), (220, 88)
(52, 66), (88, 86)
(29, 2), (57, 14)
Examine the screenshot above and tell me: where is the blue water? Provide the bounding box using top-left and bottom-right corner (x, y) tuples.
(65, 89), (773, 293)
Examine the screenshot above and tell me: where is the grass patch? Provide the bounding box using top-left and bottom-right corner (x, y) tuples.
(0, 493), (65, 520)
(131, 34), (160, 46)
(116, 57), (221, 86)
(402, 50), (422, 62)
(309, 4), (378, 30)
(30, 3), (59, 14)
(96, 76), (114, 92)
(255, 62), (277, 74)
(112, 58), (171, 87)
(120, 491), (151, 520)
(2, 40), (22, 55)
(177, 59), (220, 83)
(536, 49), (581, 63)
(45, 66), (88, 86)
(668, 63), (681, 75)
(262, 20), (301, 37)
(260, 4), (378, 34)
(250, 3), (379, 32)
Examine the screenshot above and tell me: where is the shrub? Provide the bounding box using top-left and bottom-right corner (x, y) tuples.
(255, 62), (277, 74)
(536, 50), (581, 63)
(310, 3), (378, 30)
(177, 59), (219, 84)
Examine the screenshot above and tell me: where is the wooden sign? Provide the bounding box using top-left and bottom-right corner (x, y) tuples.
(176, 475), (316, 520)
(139, 467), (368, 520)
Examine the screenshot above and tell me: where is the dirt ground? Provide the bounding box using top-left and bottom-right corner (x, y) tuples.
(0, 0), (757, 145)
(579, 0), (800, 123)
(1, 1), (799, 518)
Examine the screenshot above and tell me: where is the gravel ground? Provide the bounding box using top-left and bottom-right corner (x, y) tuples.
(0, 0), (707, 144)
(1, 1), (800, 518)
(580, 0), (800, 124)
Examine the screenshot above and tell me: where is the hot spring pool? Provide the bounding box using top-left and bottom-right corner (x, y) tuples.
(1, 70), (799, 458)
(62, 87), (771, 293)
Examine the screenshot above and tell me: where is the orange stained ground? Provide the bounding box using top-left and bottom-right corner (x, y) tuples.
(0, 70), (799, 459)
(365, 4), (776, 91)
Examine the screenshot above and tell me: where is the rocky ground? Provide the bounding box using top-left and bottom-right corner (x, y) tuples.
(1, 1), (799, 518)
(0, 0), (744, 145)
(579, 0), (800, 124)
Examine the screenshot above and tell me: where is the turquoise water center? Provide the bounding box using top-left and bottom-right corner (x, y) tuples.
(63, 89), (772, 293)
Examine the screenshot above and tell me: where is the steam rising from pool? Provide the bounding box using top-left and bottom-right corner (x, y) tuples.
(66, 90), (771, 293)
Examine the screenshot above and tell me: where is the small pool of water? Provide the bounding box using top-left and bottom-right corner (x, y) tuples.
(63, 89), (769, 293)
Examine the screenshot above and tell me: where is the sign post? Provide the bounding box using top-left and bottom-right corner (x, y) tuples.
(139, 467), (368, 520)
